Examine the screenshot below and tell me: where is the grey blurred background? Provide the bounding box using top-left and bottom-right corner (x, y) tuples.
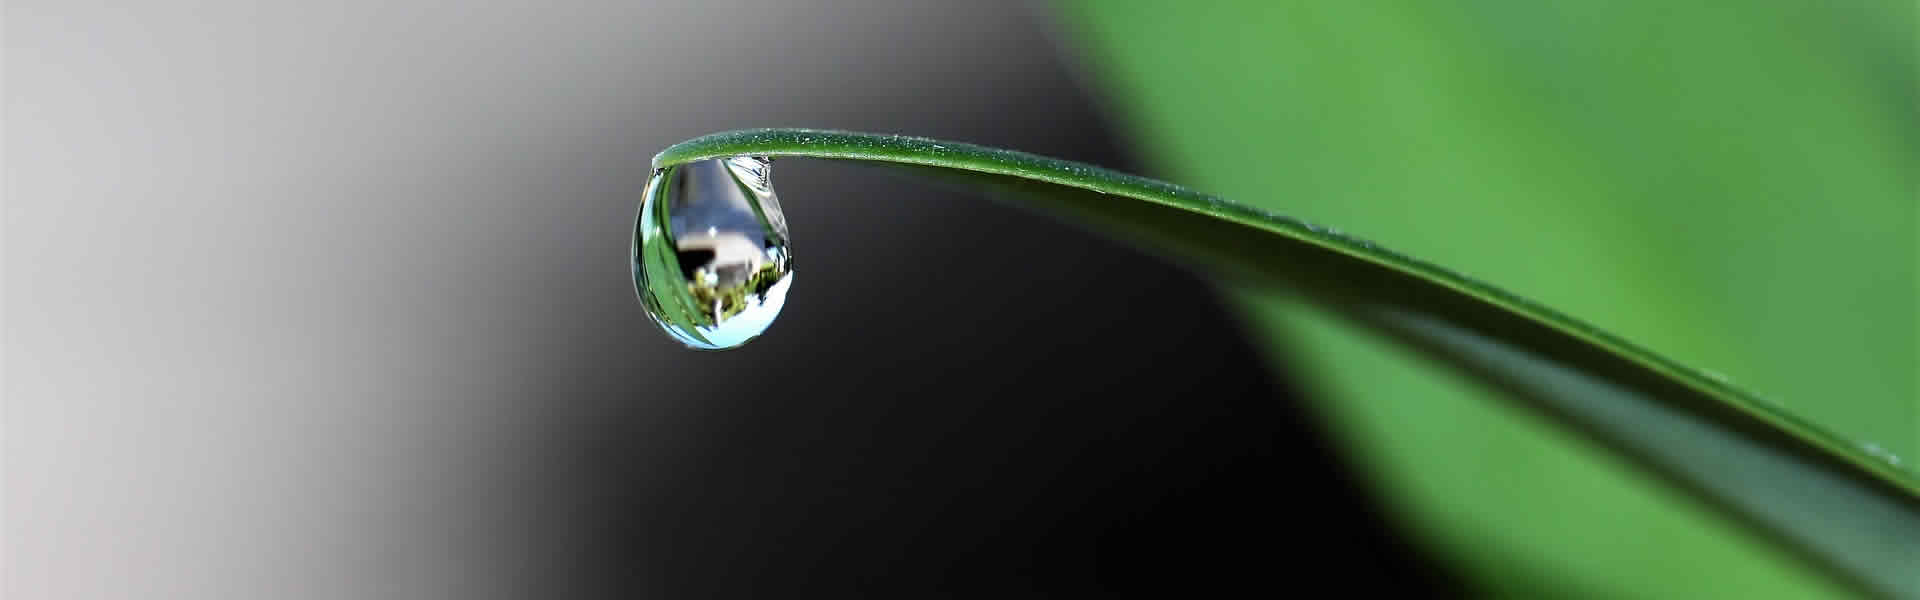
(6, 1), (1438, 597)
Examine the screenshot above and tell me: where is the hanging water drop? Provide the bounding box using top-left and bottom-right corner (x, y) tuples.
(633, 156), (793, 350)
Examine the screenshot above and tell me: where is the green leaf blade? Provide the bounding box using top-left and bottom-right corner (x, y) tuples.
(653, 128), (1919, 597)
(1056, 1), (1914, 596)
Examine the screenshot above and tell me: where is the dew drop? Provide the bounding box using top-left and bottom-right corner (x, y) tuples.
(1861, 442), (1903, 467)
(633, 156), (793, 350)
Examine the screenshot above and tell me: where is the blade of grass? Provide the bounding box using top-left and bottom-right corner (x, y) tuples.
(1051, 3), (1915, 595)
(653, 128), (1919, 596)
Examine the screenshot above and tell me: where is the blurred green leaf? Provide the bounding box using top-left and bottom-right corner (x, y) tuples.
(653, 128), (1919, 597)
(1055, 1), (1915, 597)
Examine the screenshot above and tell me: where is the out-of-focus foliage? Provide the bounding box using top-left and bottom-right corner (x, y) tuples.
(1059, 1), (1915, 596)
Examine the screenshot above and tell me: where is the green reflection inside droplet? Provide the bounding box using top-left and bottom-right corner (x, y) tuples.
(633, 156), (793, 350)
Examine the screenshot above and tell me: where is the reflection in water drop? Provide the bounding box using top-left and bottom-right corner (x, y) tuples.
(633, 156), (793, 350)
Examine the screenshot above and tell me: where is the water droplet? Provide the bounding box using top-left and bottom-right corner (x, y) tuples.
(633, 156), (793, 350)
(1699, 368), (1732, 384)
(1861, 442), (1903, 466)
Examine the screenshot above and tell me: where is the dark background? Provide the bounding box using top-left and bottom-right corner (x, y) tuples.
(7, 1), (1444, 596)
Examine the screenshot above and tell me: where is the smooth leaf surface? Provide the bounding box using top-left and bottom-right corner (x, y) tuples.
(1058, 1), (1915, 596)
(651, 129), (1919, 597)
